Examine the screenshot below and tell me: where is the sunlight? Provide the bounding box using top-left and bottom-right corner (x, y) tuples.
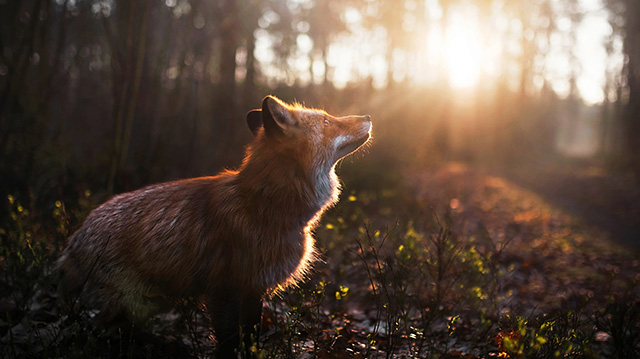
(443, 9), (483, 89)
(253, 0), (616, 107)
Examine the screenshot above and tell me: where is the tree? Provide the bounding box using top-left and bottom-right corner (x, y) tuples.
(620, 0), (640, 172)
(605, 0), (640, 174)
(104, 0), (154, 194)
(305, 0), (347, 87)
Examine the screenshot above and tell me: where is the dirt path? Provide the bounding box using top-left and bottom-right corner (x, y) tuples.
(407, 161), (640, 315)
(409, 160), (640, 253)
(493, 160), (640, 250)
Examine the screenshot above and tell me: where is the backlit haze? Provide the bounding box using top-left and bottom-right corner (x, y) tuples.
(255, 0), (621, 107)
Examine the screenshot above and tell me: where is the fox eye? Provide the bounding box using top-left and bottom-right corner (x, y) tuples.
(324, 118), (330, 126)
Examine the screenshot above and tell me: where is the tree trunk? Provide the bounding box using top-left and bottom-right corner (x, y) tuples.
(106, 0), (152, 194)
(623, 59), (640, 171)
(621, 0), (640, 176)
(244, 29), (257, 105)
(214, 0), (239, 158)
(433, 5), (451, 156)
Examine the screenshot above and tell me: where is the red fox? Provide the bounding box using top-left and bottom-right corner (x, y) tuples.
(57, 95), (372, 357)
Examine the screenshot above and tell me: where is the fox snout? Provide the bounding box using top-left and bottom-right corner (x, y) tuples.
(333, 115), (372, 160)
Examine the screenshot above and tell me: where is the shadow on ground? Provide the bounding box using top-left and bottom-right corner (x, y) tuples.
(493, 159), (640, 251)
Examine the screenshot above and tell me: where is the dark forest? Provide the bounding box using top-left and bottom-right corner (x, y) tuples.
(1, 0), (639, 357)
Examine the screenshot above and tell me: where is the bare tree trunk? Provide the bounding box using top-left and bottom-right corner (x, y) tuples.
(519, 12), (529, 100)
(433, 5), (451, 156)
(106, 0), (152, 194)
(619, 0), (640, 176)
(244, 28), (257, 104)
(0, 0), (45, 142)
(214, 0), (239, 159)
(623, 59), (640, 172)
(119, 0), (152, 171)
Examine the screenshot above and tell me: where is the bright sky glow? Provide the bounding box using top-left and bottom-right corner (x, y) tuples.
(443, 8), (482, 89)
(574, 13), (611, 105)
(254, 0), (620, 106)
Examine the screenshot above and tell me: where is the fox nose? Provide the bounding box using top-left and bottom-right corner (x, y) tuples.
(363, 115), (371, 121)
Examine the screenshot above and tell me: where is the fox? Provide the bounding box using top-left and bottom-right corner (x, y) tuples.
(57, 95), (372, 357)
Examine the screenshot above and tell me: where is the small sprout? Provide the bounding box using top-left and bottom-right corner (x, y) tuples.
(316, 280), (326, 295)
(472, 286), (488, 300)
(447, 315), (460, 334)
(335, 285), (349, 300)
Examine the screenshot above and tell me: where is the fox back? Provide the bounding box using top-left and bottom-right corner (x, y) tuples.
(57, 95), (372, 355)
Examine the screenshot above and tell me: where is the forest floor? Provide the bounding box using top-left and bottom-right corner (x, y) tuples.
(1, 159), (639, 358)
(400, 159), (640, 356)
(282, 158), (640, 358)
(257, 158), (640, 358)
(410, 158), (640, 257)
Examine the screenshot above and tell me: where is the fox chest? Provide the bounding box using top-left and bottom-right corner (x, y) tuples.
(252, 230), (314, 290)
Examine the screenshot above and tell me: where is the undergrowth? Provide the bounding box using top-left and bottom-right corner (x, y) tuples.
(1, 163), (639, 358)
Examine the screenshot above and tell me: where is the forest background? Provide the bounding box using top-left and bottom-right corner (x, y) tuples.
(2, 0), (639, 198)
(1, 0), (640, 357)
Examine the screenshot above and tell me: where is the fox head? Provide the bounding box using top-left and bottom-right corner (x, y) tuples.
(246, 95), (372, 168)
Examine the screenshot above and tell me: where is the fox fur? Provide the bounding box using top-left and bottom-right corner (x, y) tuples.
(57, 95), (372, 357)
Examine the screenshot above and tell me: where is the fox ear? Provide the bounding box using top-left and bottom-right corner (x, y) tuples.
(246, 109), (263, 136)
(262, 95), (295, 136)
